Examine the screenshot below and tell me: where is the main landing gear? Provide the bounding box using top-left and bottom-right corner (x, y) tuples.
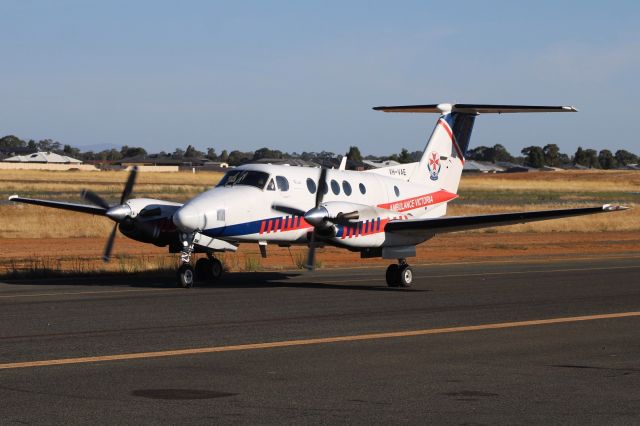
(177, 254), (224, 288)
(385, 259), (413, 288)
(176, 233), (223, 288)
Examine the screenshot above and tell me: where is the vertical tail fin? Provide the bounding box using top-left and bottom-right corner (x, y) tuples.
(373, 103), (576, 194)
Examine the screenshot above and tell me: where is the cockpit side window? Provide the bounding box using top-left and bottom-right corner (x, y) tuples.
(266, 178), (276, 191)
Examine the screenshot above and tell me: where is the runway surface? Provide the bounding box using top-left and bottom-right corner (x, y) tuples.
(1, 255), (639, 424)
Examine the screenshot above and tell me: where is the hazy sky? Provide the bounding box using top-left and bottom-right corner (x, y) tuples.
(1, 1), (639, 156)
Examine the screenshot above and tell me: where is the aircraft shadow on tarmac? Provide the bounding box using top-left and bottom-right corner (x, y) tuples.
(1, 270), (426, 292)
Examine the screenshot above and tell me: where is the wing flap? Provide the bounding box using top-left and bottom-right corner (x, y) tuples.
(8, 195), (107, 215)
(385, 205), (628, 237)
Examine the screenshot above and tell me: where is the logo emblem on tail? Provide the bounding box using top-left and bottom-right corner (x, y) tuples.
(427, 151), (441, 181)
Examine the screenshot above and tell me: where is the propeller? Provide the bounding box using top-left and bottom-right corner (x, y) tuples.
(272, 168), (359, 270)
(80, 167), (152, 262)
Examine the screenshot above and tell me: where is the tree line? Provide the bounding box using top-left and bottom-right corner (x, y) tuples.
(1, 135), (638, 169)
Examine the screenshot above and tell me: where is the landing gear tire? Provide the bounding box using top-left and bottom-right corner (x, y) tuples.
(398, 264), (413, 288)
(386, 264), (400, 287)
(177, 264), (195, 288)
(210, 258), (223, 280)
(195, 258), (213, 281)
(194, 257), (223, 283)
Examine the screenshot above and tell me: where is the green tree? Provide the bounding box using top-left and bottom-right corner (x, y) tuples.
(573, 147), (588, 166)
(397, 148), (411, 163)
(37, 139), (61, 152)
(521, 146), (545, 168)
(253, 147), (283, 160)
(62, 144), (81, 158)
(0, 135), (26, 149)
(172, 148), (185, 159)
(491, 144), (514, 163)
(584, 149), (600, 168)
(614, 149), (638, 166)
(598, 150), (617, 169)
(206, 147), (217, 160)
(184, 144), (203, 158)
(227, 150), (252, 166)
(542, 144), (561, 166)
(346, 146), (362, 162)
(219, 149), (229, 162)
(27, 139), (37, 151)
(98, 149), (122, 161)
(120, 145), (147, 158)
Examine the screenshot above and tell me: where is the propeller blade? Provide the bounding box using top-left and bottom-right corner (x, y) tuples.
(103, 223), (118, 262)
(315, 168), (328, 208)
(81, 189), (110, 210)
(272, 203), (306, 217)
(120, 166), (138, 204)
(305, 231), (317, 270)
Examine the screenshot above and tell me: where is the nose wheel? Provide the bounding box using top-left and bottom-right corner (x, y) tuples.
(177, 263), (195, 288)
(386, 259), (413, 288)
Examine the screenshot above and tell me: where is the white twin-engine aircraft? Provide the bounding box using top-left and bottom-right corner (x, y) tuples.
(9, 103), (629, 288)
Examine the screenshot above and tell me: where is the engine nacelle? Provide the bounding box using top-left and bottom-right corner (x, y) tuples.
(118, 198), (182, 246)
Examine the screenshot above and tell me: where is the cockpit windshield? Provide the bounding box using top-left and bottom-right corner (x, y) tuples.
(216, 170), (270, 190)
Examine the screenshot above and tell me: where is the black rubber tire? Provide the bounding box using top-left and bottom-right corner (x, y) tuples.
(210, 258), (223, 280)
(195, 258), (213, 281)
(386, 264), (400, 287)
(398, 264), (413, 288)
(177, 264), (195, 288)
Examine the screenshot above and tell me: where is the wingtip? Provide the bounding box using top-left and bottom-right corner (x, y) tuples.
(603, 204), (630, 211)
(8, 194), (18, 201)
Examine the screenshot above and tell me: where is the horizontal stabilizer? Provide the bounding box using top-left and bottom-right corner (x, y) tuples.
(373, 104), (577, 114)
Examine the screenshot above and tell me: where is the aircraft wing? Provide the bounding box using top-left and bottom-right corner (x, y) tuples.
(8, 195), (107, 215)
(385, 205), (629, 237)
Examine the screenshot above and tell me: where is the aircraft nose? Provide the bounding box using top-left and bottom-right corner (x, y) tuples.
(173, 204), (205, 233)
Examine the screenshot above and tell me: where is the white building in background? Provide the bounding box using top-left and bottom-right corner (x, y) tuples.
(1, 151), (98, 171)
(3, 151), (83, 164)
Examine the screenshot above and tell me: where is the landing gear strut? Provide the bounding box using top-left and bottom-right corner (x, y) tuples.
(177, 233), (196, 288)
(386, 259), (413, 288)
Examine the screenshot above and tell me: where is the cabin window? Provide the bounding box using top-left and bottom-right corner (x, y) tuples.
(342, 181), (352, 196)
(306, 178), (317, 194)
(276, 176), (289, 191)
(394, 186), (400, 197)
(330, 179), (340, 195)
(359, 183), (366, 194)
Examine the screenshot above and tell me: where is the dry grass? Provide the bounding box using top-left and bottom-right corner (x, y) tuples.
(447, 203), (639, 233)
(0, 169), (223, 202)
(459, 170), (640, 192)
(0, 169), (638, 238)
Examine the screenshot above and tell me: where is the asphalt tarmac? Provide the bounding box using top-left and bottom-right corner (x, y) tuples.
(1, 255), (639, 425)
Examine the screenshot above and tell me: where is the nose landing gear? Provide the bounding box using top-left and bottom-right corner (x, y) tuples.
(385, 259), (413, 288)
(176, 233), (225, 288)
(177, 232), (197, 288)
